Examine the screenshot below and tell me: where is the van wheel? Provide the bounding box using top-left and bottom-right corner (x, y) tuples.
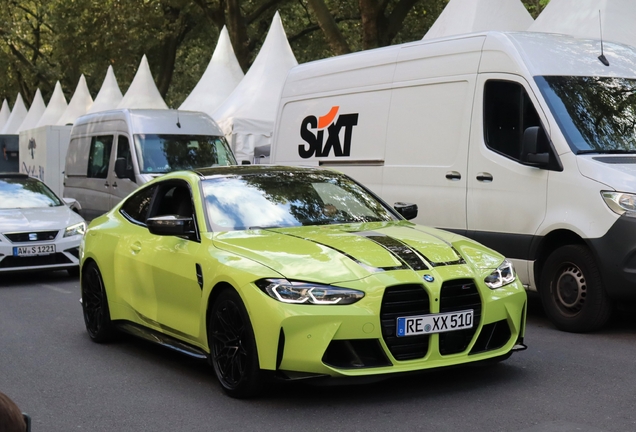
(539, 245), (612, 333)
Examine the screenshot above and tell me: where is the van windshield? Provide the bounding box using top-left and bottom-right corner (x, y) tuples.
(536, 76), (636, 154)
(133, 134), (237, 174)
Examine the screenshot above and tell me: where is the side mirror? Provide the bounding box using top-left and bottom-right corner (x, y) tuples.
(147, 215), (195, 237)
(521, 126), (550, 167)
(115, 157), (136, 182)
(394, 202), (418, 220)
(63, 197), (82, 214)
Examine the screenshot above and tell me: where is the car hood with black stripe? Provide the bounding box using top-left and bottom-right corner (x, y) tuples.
(212, 221), (505, 284)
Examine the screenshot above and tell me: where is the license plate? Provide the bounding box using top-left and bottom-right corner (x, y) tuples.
(397, 310), (473, 337)
(13, 245), (56, 256)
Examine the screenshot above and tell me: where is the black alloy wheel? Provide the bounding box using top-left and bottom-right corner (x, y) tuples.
(209, 289), (262, 398)
(540, 245), (612, 333)
(81, 261), (115, 342)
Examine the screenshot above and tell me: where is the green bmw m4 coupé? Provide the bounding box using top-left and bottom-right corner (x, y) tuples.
(80, 165), (527, 398)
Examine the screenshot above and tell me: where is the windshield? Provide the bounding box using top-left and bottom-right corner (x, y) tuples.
(134, 134), (236, 174)
(0, 177), (63, 209)
(201, 170), (398, 231)
(536, 76), (636, 154)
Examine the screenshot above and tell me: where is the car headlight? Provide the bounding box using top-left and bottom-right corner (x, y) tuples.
(484, 259), (516, 289)
(602, 191), (636, 215)
(64, 222), (86, 238)
(256, 279), (365, 305)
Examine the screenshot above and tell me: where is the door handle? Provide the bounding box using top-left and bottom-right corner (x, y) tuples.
(112, 182), (118, 188)
(130, 241), (142, 254)
(445, 171), (461, 181)
(476, 172), (493, 182)
(104, 181), (110, 188)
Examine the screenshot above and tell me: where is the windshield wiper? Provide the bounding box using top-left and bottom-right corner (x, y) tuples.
(577, 149), (636, 155)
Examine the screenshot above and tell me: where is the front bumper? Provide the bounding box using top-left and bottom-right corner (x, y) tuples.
(0, 234), (82, 273)
(242, 264), (527, 378)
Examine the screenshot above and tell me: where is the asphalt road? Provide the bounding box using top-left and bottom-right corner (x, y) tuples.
(1, 271), (636, 432)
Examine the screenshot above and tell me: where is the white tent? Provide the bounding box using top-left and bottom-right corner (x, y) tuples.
(57, 75), (93, 125)
(88, 65), (124, 114)
(423, 0), (534, 40)
(0, 99), (11, 131)
(180, 26), (244, 116)
(213, 12), (298, 163)
(118, 55), (168, 109)
(1, 94), (28, 135)
(17, 89), (46, 132)
(37, 82), (68, 127)
(529, 0), (636, 48)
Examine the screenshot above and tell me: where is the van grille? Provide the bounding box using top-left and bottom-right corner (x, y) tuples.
(380, 284), (430, 360)
(0, 253), (72, 269)
(4, 230), (59, 243)
(438, 279), (481, 355)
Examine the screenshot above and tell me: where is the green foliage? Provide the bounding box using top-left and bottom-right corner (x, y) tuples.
(0, 0), (549, 110)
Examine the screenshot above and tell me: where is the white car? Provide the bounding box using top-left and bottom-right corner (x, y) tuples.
(0, 173), (86, 276)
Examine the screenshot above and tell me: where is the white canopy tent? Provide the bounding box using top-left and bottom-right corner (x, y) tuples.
(180, 26), (244, 116)
(87, 65), (123, 114)
(36, 82), (68, 127)
(213, 12), (298, 163)
(57, 75), (94, 125)
(1, 94), (28, 135)
(529, 0), (636, 47)
(118, 55), (168, 109)
(17, 89), (46, 132)
(0, 99), (11, 131)
(423, 0), (533, 40)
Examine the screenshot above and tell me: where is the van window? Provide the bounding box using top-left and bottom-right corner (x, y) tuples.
(87, 136), (114, 178)
(116, 135), (135, 182)
(483, 80), (541, 161)
(120, 185), (156, 224)
(133, 134), (236, 174)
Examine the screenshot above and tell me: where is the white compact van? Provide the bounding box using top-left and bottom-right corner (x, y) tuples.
(272, 31), (636, 332)
(64, 109), (236, 220)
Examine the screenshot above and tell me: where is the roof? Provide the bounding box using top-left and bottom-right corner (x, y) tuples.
(193, 164), (329, 179)
(0, 172), (29, 178)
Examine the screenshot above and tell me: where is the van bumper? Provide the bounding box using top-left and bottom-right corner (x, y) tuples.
(588, 214), (636, 300)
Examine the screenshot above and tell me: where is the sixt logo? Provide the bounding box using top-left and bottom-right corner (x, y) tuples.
(298, 106), (358, 158)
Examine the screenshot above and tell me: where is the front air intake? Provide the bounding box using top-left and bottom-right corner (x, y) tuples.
(438, 279), (481, 355)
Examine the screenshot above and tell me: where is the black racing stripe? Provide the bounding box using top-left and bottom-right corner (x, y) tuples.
(275, 231), (407, 273)
(403, 226), (466, 267)
(354, 231), (430, 271)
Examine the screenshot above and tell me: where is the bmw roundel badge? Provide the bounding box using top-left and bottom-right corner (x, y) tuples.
(423, 274), (434, 282)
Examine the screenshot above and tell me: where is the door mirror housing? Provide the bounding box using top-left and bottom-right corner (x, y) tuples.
(115, 157), (136, 182)
(521, 126), (550, 167)
(147, 215), (195, 238)
(394, 202), (418, 220)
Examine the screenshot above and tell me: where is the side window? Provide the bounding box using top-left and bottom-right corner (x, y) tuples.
(120, 185), (156, 224)
(116, 135), (135, 182)
(87, 135), (114, 178)
(150, 182), (194, 219)
(484, 80), (541, 161)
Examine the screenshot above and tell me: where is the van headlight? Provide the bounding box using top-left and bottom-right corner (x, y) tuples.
(256, 279), (364, 305)
(484, 260), (516, 289)
(602, 191), (636, 215)
(64, 222), (86, 237)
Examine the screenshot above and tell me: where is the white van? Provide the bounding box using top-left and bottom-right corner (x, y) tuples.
(272, 31), (636, 332)
(64, 109), (236, 219)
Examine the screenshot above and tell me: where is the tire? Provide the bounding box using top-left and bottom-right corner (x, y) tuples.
(81, 261), (115, 342)
(539, 245), (612, 333)
(208, 289), (263, 398)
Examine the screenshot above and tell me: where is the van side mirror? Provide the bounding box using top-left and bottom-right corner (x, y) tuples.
(521, 126), (550, 167)
(115, 157), (136, 182)
(394, 202), (418, 220)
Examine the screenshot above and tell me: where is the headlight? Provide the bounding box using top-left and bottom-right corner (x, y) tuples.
(64, 222), (86, 238)
(484, 259), (516, 289)
(602, 191), (636, 215)
(255, 279), (364, 305)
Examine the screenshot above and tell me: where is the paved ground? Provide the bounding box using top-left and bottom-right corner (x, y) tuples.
(1, 271), (635, 431)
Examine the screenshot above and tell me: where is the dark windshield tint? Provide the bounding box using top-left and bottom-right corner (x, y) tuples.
(536, 76), (636, 154)
(201, 170), (398, 231)
(134, 134), (236, 174)
(0, 177), (62, 209)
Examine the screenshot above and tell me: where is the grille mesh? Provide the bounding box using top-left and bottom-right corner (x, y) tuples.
(438, 279), (481, 355)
